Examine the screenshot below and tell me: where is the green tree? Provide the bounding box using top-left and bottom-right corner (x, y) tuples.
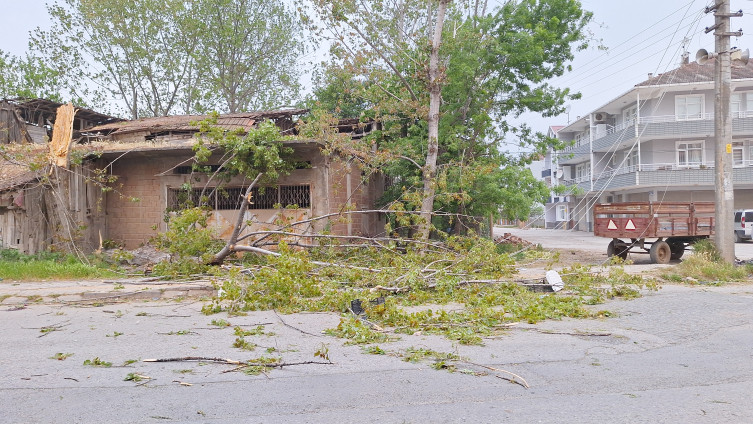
(306, 0), (592, 237)
(31, 0), (304, 118)
(0, 51), (66, 101)
(193, 0), (304, 113)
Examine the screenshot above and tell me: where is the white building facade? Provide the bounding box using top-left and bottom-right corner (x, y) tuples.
(543, 60), (753, 231)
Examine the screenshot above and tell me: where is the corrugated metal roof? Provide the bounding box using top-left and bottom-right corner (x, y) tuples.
(88, 109), (307, 136)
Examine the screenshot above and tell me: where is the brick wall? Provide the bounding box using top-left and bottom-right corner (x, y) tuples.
(105, 145), (385, 248)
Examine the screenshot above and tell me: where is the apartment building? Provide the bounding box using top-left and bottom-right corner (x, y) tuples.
(543, 58), (753, 230)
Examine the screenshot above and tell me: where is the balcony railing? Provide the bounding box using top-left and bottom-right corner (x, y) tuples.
(560, 161), (753, 191)
(557, 112), (753, 155)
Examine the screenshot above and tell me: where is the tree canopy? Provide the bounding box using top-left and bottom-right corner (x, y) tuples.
(305, 0), (592, 233)
(28, 0), (304, 118)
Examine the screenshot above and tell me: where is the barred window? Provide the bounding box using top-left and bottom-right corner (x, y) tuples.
(167, 185), (310, 210)
(249, 185), (310, 209)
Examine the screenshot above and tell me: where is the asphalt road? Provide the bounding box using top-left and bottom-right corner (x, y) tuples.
(498, 227), (753, 262)
(2, 281), (753, 423)
(2, 228), (753, 423)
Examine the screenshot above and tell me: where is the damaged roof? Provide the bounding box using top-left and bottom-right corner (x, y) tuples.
(88, 109), (308, 136)
(0, 154), (42, 192)
(7, 97), (123, 128)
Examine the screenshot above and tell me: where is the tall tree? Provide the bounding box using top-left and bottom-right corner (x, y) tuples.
(194, 0), (304, 113)
(32, 0), (199, 118)
(30, 0), (304, 118)
(307, 0), (592, 236)
(0, 50), (66, 102)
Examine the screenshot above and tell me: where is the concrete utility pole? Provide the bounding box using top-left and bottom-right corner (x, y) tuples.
(705, 0), (743, 263)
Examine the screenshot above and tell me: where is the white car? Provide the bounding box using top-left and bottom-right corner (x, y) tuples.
(734, 210), (753, 242)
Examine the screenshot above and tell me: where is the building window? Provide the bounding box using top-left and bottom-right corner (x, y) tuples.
(556, 205), (569, 222)
(625, 149), (639, 169)
(167, 185), (311, 210)
(675, 94), (704, 121)
(732, 93), (743, 118)
(575, 162), (590, 181)
(676, 141), (704, 167)
(733, 142), (745, 167)
(746, 93), (753, 117)
(622, 104), (638, 126)
(173, 165), (222, 175)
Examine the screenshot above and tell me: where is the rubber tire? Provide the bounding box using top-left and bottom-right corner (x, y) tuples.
(607, 239), (629, 260)
(649, 241), (671, 264)
(668, 241), (685, 260)
(735, 231), (743, 243)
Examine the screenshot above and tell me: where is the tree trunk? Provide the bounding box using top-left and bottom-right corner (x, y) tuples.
(209, 173), (263, 265)
(418, 0), (450, 240)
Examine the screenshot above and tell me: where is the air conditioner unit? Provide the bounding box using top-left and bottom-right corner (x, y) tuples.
(593, 112), (609, 123)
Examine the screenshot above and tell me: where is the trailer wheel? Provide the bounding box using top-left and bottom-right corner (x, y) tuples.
(667, 240), (685, 260)
(607, 239), (629, 260)
(650, 241), (671, 264)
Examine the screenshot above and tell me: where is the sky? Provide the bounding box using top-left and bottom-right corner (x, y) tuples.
(1, 0), (753, 142)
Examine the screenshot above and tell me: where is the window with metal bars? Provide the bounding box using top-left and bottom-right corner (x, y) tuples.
(167, 185), (310, 210)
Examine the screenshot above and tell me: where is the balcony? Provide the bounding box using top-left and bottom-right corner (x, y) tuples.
(558, 114), (753, 155)
(576, 161), (753, 192)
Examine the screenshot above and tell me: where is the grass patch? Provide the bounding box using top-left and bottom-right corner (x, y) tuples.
(0, 249), (117, 281)
(662, 240), (753, 283)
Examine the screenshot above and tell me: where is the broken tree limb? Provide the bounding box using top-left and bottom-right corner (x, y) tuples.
(229, 244), (382, 272)
(143, 357), (243, 365)
(143, 357), (332, 372)
(460, 360), (530, 389)
(273, 310), (320, 337)
(209, 173), (263, 265)
(222, 360), (333, 374)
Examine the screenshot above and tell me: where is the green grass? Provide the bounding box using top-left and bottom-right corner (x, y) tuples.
(661, 240), (753, 284)
(0, 249), (117, 281)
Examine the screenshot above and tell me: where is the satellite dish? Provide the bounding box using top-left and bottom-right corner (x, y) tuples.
(731, 48), (750, 65)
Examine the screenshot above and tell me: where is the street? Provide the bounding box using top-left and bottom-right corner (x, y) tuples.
(2, 266), (753, 422)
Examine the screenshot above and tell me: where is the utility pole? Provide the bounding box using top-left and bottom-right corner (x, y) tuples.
(704, 0), (743, 263)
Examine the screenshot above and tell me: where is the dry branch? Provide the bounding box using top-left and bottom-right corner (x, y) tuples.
(461, 360), (529, 389)
(209, 173), (262, 265)
(273, 310), (321, 337)
(143, 357), (242, 365)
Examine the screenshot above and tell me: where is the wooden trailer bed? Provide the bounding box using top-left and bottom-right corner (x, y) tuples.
(593, 202), (715, 264)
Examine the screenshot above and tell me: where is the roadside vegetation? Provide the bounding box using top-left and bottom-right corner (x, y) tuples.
(0, 248), (117, 281)
(661, 239), (753, 284)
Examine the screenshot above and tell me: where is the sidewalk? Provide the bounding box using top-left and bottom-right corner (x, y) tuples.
(0, 278), (215, 306)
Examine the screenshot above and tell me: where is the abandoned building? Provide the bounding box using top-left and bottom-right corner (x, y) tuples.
(0, 99), (384, 253)
(0, 98), (122, 253)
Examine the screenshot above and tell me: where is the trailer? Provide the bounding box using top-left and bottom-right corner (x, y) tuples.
(593, 202), (715, 264)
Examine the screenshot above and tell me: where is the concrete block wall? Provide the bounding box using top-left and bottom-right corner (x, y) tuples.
(107, 155), (168, 248)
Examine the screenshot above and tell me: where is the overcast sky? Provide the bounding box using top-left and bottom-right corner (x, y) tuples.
(1, 0), (752, 142)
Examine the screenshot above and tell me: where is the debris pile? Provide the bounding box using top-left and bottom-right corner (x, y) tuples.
(495, 233), (535, 248)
